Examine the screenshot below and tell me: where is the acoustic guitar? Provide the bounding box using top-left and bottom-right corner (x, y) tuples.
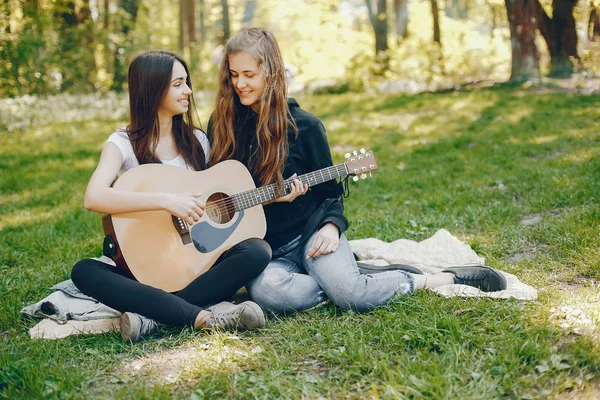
(102, 149), (379, 292)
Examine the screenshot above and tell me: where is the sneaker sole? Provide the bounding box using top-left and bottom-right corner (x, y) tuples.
(120, 312), (139, 343)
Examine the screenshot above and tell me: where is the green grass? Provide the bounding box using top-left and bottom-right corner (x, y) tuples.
(1, 87), (599, 399)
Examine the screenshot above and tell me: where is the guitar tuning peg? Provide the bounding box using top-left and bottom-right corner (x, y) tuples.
(353, 176), (359, 182)
(344, 153), (351, 159)
(360, 173), (367, 179)
(360, 148), (366, 154)
(353, 150), (358, 156)
(369, 172), (372, 177)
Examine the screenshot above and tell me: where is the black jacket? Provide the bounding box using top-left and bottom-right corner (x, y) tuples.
(208, 98), (348, 250)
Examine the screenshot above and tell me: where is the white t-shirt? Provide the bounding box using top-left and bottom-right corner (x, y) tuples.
(106, 128), (211, 176)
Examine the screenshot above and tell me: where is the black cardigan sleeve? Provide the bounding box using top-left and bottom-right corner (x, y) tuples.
(301, 116), (349, 235)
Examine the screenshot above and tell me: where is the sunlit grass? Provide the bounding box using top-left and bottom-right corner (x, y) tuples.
(1, 87), (600, 399)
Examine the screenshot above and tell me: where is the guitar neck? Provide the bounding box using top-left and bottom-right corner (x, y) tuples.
(231, 163), (349, 211)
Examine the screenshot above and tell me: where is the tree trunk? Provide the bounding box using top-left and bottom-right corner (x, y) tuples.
(77, 0), (97, 78)
(431, 0), (441, 44)
(365, 0), (388, 55)
(536, 0), (578, 78)
(104, 0), (110, 29)
(57, 0), (80, 91)
(2, 0), (11, 33)
(394, 0), (408, 42)
(186, 0), (196, 43)
(60, 0), (78, 28)
(505, 0), (540, 81)
(199, 0), (206, 44)
(446, 0), (468, 19)
(111, 0), (138, 91)
(590, 6), (600, 41)
(220, 0), (230, 44)
(242, 0), (257, 28)
(103, 0), (112, 75)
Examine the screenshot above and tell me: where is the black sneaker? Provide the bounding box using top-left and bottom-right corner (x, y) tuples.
(442, 266), (507, 292)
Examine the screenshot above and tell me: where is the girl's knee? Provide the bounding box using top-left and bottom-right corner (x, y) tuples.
(70, 259), (89, 287)
(247, 270), (293, 311)
(238, 238), (272, 272)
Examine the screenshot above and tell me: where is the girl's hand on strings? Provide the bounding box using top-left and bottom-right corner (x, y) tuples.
(163, 192), (204, 225)
(268, 173), (308, 204)
(306, 223), (340, 259)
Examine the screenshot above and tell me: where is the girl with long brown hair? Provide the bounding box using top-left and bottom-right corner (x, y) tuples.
(209, 28), (507, 314)
(71, 51), (270, 342)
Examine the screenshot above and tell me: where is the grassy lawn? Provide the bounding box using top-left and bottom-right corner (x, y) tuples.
(1, 87), (599, 399)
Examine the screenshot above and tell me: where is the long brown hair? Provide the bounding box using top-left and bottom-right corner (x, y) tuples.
(210, 28), (294, 187)
(127, 51), (206, 170)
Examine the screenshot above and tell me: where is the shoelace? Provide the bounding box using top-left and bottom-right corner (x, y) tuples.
(457, 277), (482, 288)
(210, 308), (243, 329)
(455, 272), (488, 289)
(138, 316), (157, 335)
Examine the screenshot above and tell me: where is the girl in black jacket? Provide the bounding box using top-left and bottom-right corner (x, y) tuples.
(208, 28), (506, 314)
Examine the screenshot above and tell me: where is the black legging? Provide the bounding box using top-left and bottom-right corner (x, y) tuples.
(71, 238), (271, 327)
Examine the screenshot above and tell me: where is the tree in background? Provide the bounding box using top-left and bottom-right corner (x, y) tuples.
(111, 0), (138, 91)
(241, 0), (257, 28)
(504, 0), (541, 81)
(2, 0), (600, 98)
(591, 4), (600, 41)
(365, 0), (388, 70)
(179, 0), (197, 52)
(55, 0), (97, 91)
(5, 0), (47, 95)
(394, 0), (409, 42)
(535, 0), (579, 78)
(220, 0), (231, 44)
(445, 0), (469, 19)
(430, 0), (441, 44)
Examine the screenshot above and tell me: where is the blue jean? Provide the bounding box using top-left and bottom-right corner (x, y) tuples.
(247, 231), (415, 314)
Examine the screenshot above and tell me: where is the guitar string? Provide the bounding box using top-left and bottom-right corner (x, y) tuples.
(177, 158), (372, 224)
(206, 164), (345, 207)
(201, 164), (348, 213)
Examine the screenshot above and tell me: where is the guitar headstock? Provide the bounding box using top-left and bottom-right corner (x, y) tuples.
(343, 149), (379, 181)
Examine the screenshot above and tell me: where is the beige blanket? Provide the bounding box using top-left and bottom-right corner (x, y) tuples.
(29, 318), (120, 340)
(349, 229), (537, 301)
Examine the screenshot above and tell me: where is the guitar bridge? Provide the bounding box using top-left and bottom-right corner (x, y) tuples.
(172, 215), (192, 245)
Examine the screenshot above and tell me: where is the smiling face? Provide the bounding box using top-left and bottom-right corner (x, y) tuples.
(228, 51), (265, 112)
(158, 60), (192, 118)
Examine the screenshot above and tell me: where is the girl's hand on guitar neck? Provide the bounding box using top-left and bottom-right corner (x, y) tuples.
(265, 174), (308, 205)
(162, 192), (205, 225)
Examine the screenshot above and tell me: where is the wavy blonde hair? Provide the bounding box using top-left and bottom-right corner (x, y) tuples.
(209, 28), (294, 188)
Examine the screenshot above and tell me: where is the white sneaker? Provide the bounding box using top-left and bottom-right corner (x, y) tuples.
(204, 301), (265, 331)
(120, 312), (158, 343)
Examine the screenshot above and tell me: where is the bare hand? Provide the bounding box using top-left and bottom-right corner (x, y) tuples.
(268, 173), (308, 204)
(306, 223), (340, 259)
(163, 192), (204, 225)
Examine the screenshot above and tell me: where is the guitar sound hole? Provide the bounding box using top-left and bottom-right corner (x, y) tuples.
(205, 192), (235, 224)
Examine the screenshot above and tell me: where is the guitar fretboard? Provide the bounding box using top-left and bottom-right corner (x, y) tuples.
(231, 163), (348, 211)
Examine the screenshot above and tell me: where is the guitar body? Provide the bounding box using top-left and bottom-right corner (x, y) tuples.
(103, 160), (266, 292)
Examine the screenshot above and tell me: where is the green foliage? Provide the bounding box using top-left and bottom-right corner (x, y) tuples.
(339, 2), (513, 93)
(2, 0), (599, 97)
(1, 88), (600, 398)
(0, 0), (98, 97)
